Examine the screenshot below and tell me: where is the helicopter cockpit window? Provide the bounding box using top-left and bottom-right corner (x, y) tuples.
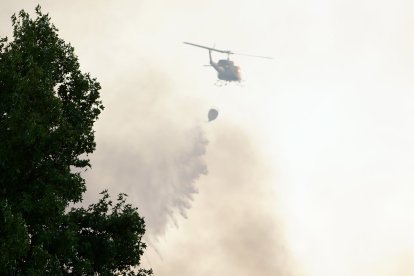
(218, 60), (227, 66)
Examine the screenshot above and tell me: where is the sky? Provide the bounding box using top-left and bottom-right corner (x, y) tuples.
(2, 0), (414, 275)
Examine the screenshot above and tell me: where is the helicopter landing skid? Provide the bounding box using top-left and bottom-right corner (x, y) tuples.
(214, 80), (228, 87)
(214, 80), (244, 87)
(214, 80), (236, 87)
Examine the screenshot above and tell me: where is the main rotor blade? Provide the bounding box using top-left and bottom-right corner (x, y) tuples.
(233, 52), (273, 59)
(183, 42), (272, 59)
(183, 42), (232, 54)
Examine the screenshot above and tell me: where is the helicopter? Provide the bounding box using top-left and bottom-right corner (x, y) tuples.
(183, 41), (272, 84)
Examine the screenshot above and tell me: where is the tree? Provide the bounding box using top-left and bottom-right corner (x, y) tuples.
(0, 6), (152, 275)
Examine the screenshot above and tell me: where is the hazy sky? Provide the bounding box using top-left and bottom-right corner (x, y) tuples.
(2, 1), (414, 275)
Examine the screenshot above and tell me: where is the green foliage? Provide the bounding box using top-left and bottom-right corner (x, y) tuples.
(0, 199), (29, 271)
(0, 6), (152, 275)
(67, 191), (149, 275)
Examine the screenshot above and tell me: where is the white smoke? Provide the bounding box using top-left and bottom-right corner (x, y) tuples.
(83, 72), (209, 237)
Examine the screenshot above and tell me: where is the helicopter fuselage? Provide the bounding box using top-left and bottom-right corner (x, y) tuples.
(209, 51), (241, 82)
(183, 41), (271, 83)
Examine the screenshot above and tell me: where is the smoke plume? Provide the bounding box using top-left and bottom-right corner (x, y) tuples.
(145, 123), (299, 276)
(84, 72), (209, 237)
